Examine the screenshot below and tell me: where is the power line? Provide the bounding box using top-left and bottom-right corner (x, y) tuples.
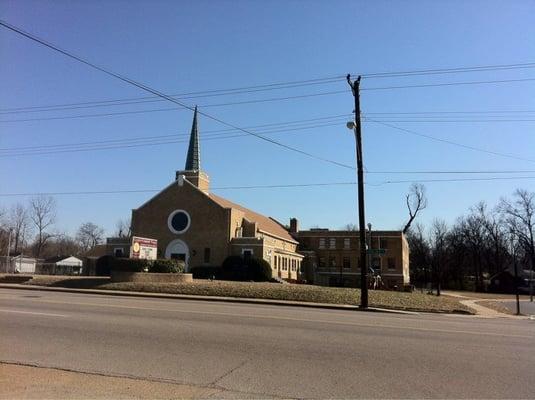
(2, 77), (535, 121)
(3, 62), (535, 114)
(367, 170), (535, 174)
(0, 120), (352, 157)
(368, 176), (535, 186)
(361, 77), (535, 91)
(4, 105), (535, 124)
(5, 110), (535, 153)
(365, 118), (535, 164)
(0, 114), (352, 152)
(2, 175), (535, 197)
(2, 114), (535, 159)
(366, 110), (535, 115)
(0, 106), (183, 123)
(2, 113), (534, 164)
(363, 119), (535, 123)
(0, 20), (354, 171)
(0, 87), (347, 115)
(358, 62), (535, 78)
(0, 77), (345, 115)
(3, 19), (534, 170)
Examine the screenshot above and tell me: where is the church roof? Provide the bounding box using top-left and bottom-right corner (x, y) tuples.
(184, 106), (200, 170)
(208, 193), (297, 243)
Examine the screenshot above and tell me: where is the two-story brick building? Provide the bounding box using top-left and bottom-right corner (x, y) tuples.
(293, 224), (409, 288)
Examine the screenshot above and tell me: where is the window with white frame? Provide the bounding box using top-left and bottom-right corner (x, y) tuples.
(329, 238), (336, 249)
(344, 238), (350, 249)
(319, 238), (326, 249)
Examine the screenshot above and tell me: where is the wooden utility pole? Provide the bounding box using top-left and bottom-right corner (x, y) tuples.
(347, 74), (368, 309)
(511, 232), (521, 315)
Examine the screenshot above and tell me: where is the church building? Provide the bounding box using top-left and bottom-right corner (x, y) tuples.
(130, 107), (303, 279)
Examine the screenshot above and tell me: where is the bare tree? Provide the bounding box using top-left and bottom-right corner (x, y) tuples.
(403, 183), (428, 234)
(29, 196), (57, 257)
(499, 189), (535, 300)
(475, 202), (507, 277)
(406, 222), (431, 288)
(41, 234), (83, 259)
(114, 218), (131, 238)
(8, 203), (31, 253)
(459, 205), (487, 291)
(76, 222), (105, 252)
(343, 223), (358, 231)
(0, 208), (9, 256)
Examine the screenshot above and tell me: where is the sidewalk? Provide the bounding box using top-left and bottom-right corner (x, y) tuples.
(444, 291), (528, 319)
(0, 362), (235, 400)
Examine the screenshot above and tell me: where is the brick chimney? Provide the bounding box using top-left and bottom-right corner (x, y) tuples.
(289, 218), (299, 233)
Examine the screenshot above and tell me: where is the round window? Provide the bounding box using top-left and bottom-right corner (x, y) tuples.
(167, 210), (191, 234)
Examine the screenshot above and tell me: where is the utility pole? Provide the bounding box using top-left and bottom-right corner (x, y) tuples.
(6, 228), (12, 274)
(347, 74), (368, 309)
(511, 230), (520, 315)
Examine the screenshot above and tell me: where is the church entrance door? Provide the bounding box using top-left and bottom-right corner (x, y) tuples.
(165, 239), (190, 271)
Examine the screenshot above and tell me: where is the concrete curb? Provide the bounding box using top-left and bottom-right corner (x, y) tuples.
(0, 283), (420, 315)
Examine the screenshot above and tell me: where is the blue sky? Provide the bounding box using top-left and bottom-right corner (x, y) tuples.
(1, 0), (535, 236)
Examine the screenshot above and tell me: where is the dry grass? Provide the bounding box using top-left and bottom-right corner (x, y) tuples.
(24, 276), (472, 314)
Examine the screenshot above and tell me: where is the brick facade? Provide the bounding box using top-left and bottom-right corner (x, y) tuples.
(294, 229), (410, 288)
(130, 174), (303, 276)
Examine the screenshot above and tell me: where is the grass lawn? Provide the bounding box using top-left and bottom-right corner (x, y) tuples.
(20, 275), (473, 314)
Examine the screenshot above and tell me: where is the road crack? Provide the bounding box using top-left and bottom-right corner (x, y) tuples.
(210, 358), (249, 386)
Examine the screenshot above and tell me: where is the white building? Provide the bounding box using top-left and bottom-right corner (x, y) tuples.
(0, 255), (37, 274)
(42, 256), (83, 275)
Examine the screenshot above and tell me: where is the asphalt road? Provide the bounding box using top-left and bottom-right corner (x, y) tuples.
(1, 288), (534, 399)
(502, 299), (535, 316)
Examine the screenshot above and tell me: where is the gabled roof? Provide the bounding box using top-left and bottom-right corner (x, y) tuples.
(44, 255), (81, 263)
(134, 177), (296, 243)
(208, 193), (296, 243)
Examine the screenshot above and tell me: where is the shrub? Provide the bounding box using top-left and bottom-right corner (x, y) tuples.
(221, 256), (248, 281)
(110, 257), (151, 272)
(221, 256), (272, 282)
(247, 257), (272, 282)
(149, 258), (185, 274)
(95, 255), (114, 276)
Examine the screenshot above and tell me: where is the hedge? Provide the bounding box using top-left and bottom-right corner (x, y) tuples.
(109, 257), (151, 272)
(149, 258), (185, 273)
(109, 257), (184, 274)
